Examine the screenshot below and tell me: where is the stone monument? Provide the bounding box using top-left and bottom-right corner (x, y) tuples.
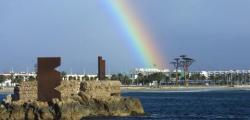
(98, 56), (106, 80)
(37, 57), (61, 102)
(1, 57), (144, 119)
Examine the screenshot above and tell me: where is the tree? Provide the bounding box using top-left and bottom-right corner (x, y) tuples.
(148, 73), (166, 84)
(105, 76), (109, 80)
(135, 73), (167, 86)
(201, 75), (206, 80)
(136, 73), (144, 85)
(0, 75), (6, 83)
(165, 76), (170, 82)
(122, 75), (130, 85)
(68, 76), (75, 80)
(118, 73), (123, 81)
(28, 76), (36, 81)
(82, 75), (89, 81)
(111, 74), (118, 80)
(189, 73), (206, 80)
(61, 71), (67, 80)
(12, 76), (23, 83)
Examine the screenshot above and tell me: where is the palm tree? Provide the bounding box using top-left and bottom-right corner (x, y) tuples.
(61, 71), (67, 80)
(0, 75), (6, 83)
(84, 75), (89, 81)
(174, 58), (180, 86)
(137, 73), (143, 86)
(28, 76), (36, 81)
(111, 74), (118, 80)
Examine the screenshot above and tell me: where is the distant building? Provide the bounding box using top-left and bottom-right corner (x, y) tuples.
(0, 79), (16, 87)
(130, 68), (170, 79)
(0, 72), (36, 81)
(65, 74), (112, 81)
(0, 72), (112, 85)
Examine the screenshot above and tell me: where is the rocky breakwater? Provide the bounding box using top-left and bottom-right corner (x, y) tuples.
(0, 80), (144, 120)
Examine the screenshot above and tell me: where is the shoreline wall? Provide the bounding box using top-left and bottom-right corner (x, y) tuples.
(13, 80), (121, 102)
(13, 81), (37, 101)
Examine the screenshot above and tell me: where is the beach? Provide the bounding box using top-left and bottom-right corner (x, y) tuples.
(121, 85), (250, 92)
(1, 85), (250, 95)
(0, 87), (14, 94)
(1, 87), (250, 119)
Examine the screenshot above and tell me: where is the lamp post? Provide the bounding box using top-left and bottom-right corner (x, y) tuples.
(180, 55), (195, 87)
(171, 55), (195, 87)
(170, 58), (181, 86)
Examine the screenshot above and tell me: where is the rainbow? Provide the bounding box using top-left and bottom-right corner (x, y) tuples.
(102, 0), (165, 68)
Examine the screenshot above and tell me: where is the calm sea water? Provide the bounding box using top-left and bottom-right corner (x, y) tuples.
(1, 90), (250, 120)
(0, 94), (7, 101)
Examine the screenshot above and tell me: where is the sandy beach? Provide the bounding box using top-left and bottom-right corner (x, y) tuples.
(0, 87), (14, 94)
(1, 85), (250, 94)
(121, 85), (250, 92)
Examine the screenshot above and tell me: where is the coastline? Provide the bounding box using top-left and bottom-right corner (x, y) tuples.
(0, 87), (14, 94)
(1, 85), (250, 94)
(121, 85), (250, 92)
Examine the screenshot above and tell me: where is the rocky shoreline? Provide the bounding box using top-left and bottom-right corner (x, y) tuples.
(0, 81), (144, 120)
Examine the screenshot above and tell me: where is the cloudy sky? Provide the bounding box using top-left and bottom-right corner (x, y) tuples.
(0, 0), (250, 73)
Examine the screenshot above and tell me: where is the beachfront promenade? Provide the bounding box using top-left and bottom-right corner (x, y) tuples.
(0, 87), (14, 94)
(2, 85), (250, 94)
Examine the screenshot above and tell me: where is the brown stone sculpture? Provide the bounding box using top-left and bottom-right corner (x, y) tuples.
(98, 56), (106, 80)
(37, 57), (61, 102)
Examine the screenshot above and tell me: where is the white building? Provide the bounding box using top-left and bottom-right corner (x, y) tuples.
(201, 71), (209, 78)
(0, 79), (16, 87)
(65, 74), (112, 81)
(130, 68), (170, 79)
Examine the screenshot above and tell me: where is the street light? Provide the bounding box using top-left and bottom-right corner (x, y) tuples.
(179, 56), (195, 87)
(170, 58), (181, 86)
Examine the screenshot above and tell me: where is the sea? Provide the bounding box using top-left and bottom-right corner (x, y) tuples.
(1, 90), (250, 120)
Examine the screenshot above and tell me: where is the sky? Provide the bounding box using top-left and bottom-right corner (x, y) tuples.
(0, 0), (250, 73)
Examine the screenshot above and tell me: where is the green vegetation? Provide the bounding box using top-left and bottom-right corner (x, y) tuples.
(137, 73), (167, 85)
(0, 75), (6, 83)
(110, 73), (132, 85)
(189, 73), (206, 80)
(61, 71), (67, 80)
(12, 76), (23, 83)
(69, 76), (76, 80)
(83, 75), (89, 81)
(111, 72), (168, 86)
(28, 76), (36, 81)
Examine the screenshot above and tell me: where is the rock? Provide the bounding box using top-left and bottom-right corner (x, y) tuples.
(0, 96), (144, 119)
(56, 80), (81, 99)
(0, 81), (144, 119)
(3, 95), (12, 104)
(13, 81), (38, 102)
(80, 81), (121, 99)
(78, 91), (90, 102)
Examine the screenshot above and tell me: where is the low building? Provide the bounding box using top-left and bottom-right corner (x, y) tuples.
(130, 68), (170, 79)
(0, 79), (16, 87)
